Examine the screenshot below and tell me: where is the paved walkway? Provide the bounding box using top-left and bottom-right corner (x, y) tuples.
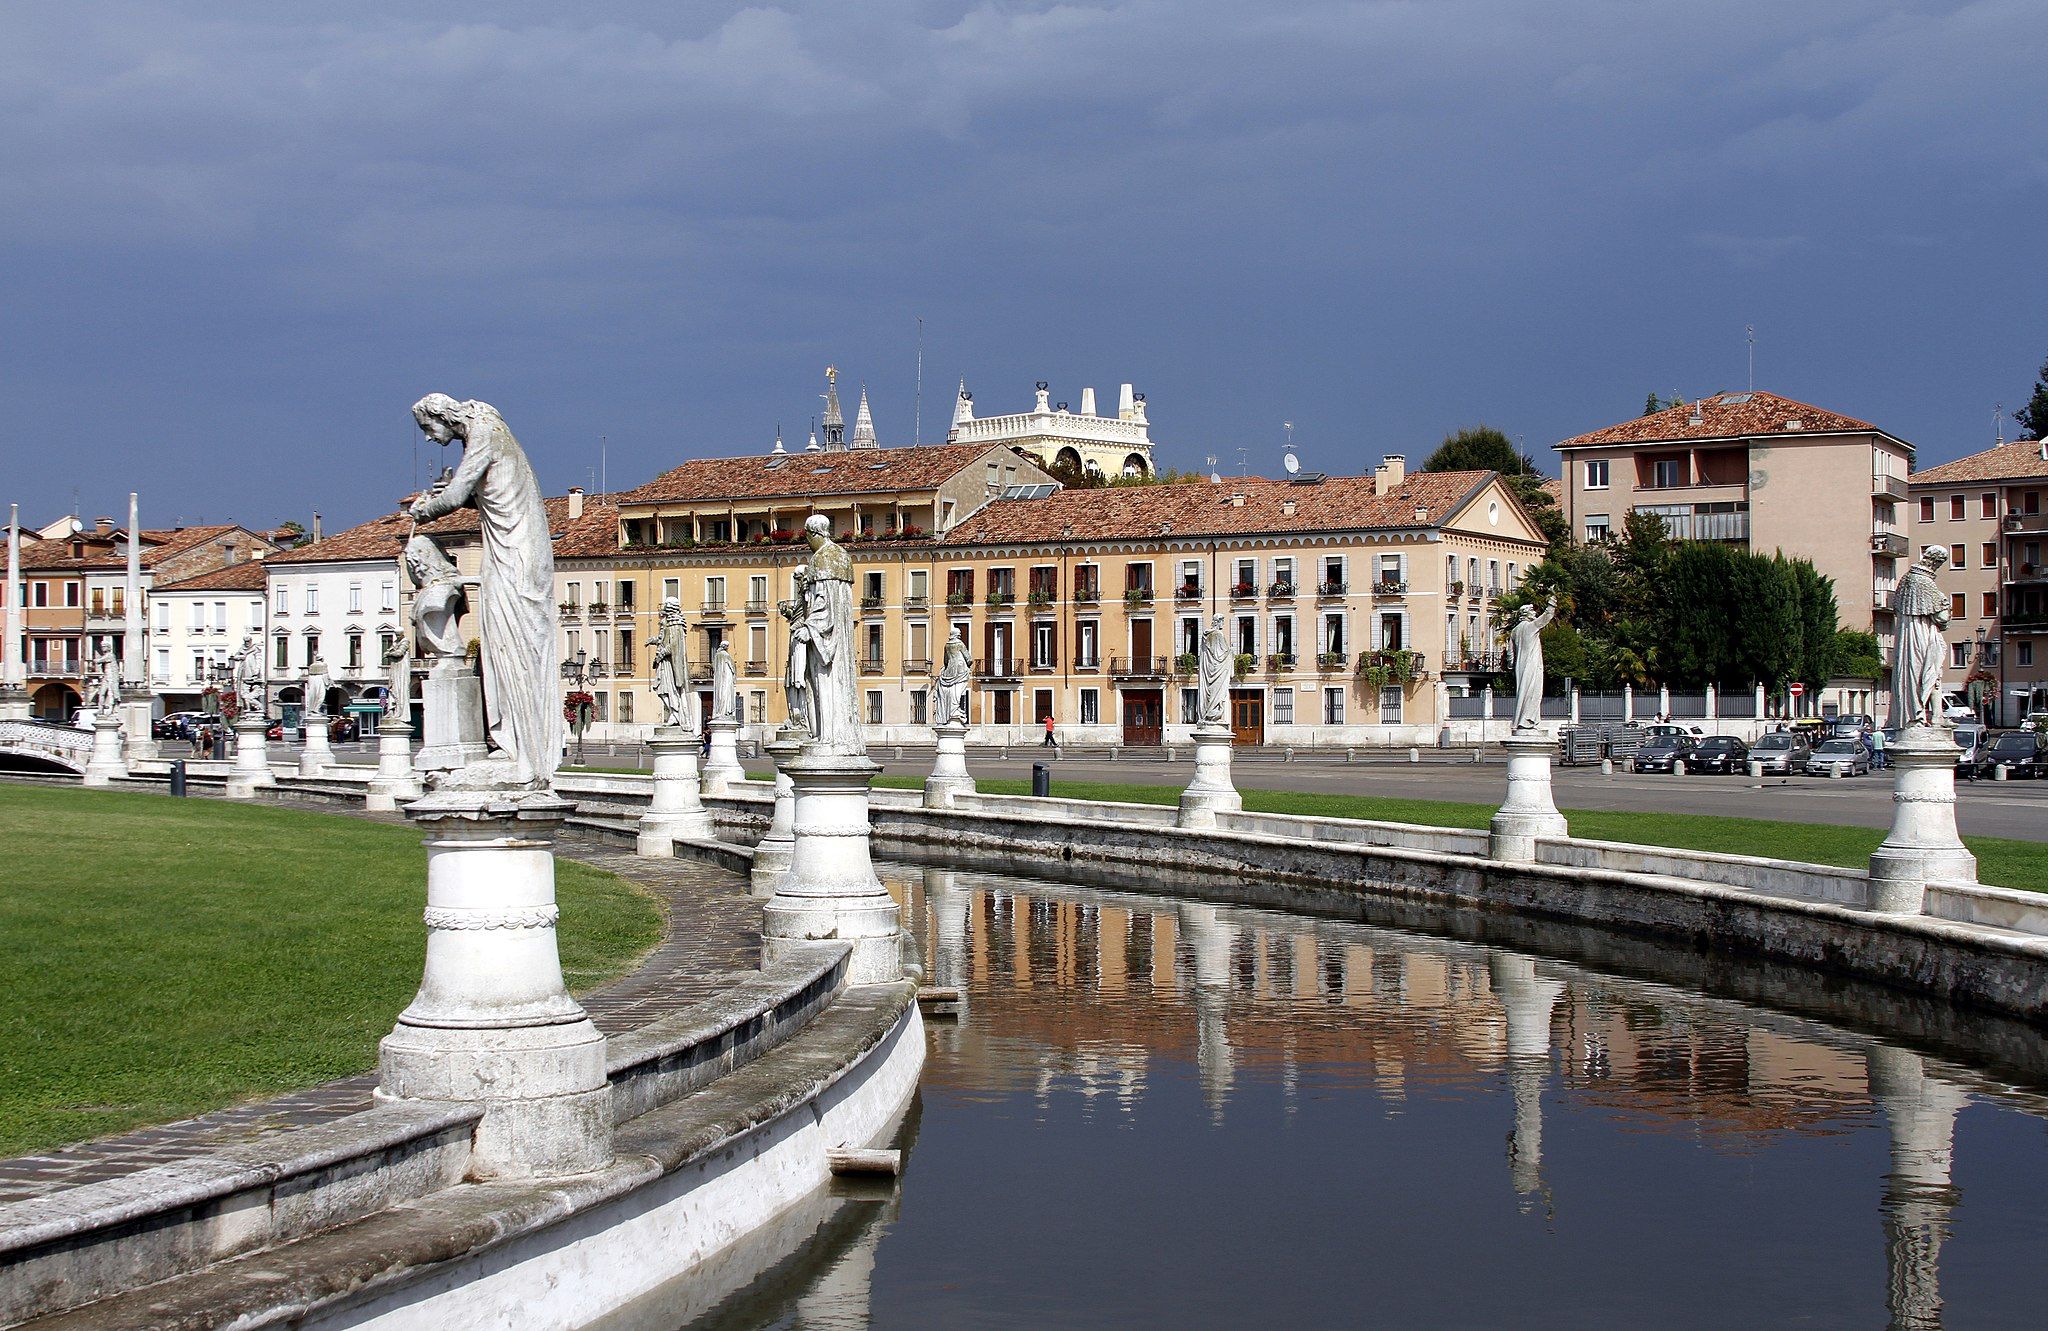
(0, 826), (759, 1207)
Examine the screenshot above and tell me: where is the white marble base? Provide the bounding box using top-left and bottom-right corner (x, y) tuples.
(1868, 728), (1977, 913)
(1489, 732), (1568, 861)
(366, 723), (423, 812)
(121, 690), (158, 762)
(637, 726), (712, 856)
(922, 720), (975, 809)
(701, 719), (745, 796)
(1176, 724), (1242, 829)
(751, 733), (801, 898)
(224, 715), (275, 798)
(762, 751), (903, 984)
(377, 791), (612, 1179)
(82, 715), (128, 786)
(417, 659), (488, 772)
(298, 714), (337, 777)
(0, 687), (28, 722)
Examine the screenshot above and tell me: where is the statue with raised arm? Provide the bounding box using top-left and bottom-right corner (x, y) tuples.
(234, 634), (266, 718)
(1509, 597), (1559, 731)
(778, 592), (813, 738)
(794, 515), (863, 755)
(1197, 614), (1231, 727)
(711, 640), (737, 723)
(89, 643), (121, 713)
(403, 534), (475, 660)
(408, 394), (562, 788)
(649, 597), (694, 730)
(1890, 546), (1952, 731)
(931, 625), (972, 726)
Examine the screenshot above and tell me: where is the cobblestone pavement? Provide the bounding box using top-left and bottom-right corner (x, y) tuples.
(0, 826), (760, 1206)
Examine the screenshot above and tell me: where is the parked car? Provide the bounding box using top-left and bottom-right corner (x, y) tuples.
(1832, 713), (1875, 733)
(1630, 734), (1694, 773)
(152, 714), (187, 739)
(1805, 738), (1872, 777)
(1972, 731), (2044, 780)
(1748, 731), (1812, 775)
(1953, 725), (1986, 776)
(1682, 736), (1750, 774)
(265, 719), (286, 742)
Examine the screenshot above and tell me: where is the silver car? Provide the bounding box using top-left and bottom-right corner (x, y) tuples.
(1748, 731), (1812, 775)
(1804, 738), (1871, 777)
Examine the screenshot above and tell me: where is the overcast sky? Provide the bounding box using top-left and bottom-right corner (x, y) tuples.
(4, 1), (2044, 532)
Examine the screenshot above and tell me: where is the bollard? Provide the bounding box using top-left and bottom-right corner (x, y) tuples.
(1284, 746), (1295, 762)
(1032, 762), (1050, 798)
(1345, 747), (1356, 764)
(1472, 747), (1482, 764)
(1109, 746), (1119, 763)
(1409, 747), (1419, 763)
(1601, 758), (1613, 776)
(1748, 760), (1763, 779)
(169, 758), (188, 797)
(1993, 764), (2007, 782)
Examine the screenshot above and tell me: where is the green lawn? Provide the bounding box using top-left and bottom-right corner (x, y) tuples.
(0, 786), (663, 1156)
(857, 773), (2048, 894)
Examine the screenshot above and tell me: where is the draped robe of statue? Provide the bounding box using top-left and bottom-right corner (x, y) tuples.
(932, 630), (972, 726)
(650, 608), (693, 730)
(1510, 601), (1558, 731)
(404, 535), (471, 660)
(711, 642), (738, 723)
(409, 397), (562, 787)
(797, 521), (864, 755)
(304, 653), (332, 717)
(1889, 555), (1950, 730)
(1197, 617), (1231, 726)
(779, 595), (813, 738)
(235, 638), (266, 716)
(382, 637), (411, 717)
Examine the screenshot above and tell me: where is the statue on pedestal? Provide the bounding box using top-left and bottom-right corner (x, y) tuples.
(1197, 614), (1231, 727)
(233, 634), (267, 718)
(403, 535), (474, 661)
(381, 636), (411, 720)
(303, 650), (332, 718)
(711, 640), (737, 723)
(649, 598), (694, 730)
(88, 643), (122, 714)
(408, 394), (563, 789)
(793, 515), (863, 755)
(779, 594), (812, 739)
(931, 626), (972, 726)
(1890, 546), (1952, 731)
(1509, 597), (1559, 731)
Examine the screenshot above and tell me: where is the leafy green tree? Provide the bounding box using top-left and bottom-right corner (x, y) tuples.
(1829, 630), (1885, 681)
(1421, 426), (1566, 549)
(2017, 353), (2048, 441)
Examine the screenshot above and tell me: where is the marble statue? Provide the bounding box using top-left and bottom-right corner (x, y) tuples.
(931, 626), (972, 727)
(1509, 597), (1559, 731)
(233, 635), (266, 717)
(408, 394), (563, 788)
(1197, 614), (1231, 726)
(711, 640), (738, 723)
(778, 594), (813, 739)
(649, 598), (694, 730)
(89, 643), (121, 713)
(381, 636), (411, 716)
(792, 515), (863, 755)
(1890, 546), (1952, 730)
(403, 534), (474, 660)
(303, 650), (332, 717)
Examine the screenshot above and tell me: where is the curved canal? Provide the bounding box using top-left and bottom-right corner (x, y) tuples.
(608, 857), (2048, 1330)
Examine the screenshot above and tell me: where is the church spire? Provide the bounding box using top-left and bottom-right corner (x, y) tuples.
(820, 365), (846, 451)
(851, 384), (878, 449)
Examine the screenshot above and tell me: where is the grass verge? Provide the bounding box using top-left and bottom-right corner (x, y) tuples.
(0, 785), (663, 1156)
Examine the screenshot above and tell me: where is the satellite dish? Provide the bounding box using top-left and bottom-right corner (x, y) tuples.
(1209, 471), (1222, 484)
(1283, 450), (1300, 475)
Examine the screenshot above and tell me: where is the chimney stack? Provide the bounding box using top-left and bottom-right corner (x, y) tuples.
(223, 541), (236, 567)
(1374, 454), (1407, 496)
(313, 512), (323, 542)
(95, 516), (115, 535)
(1118, 383), (1136, 420)
(567, 486), (585, 520)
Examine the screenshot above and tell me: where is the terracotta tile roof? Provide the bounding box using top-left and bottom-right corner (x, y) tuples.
(153, 560), (270, 593)
(939, 472), (1497, 546)
(266, 494), (616, 565)
(621, 443), (1011, 505)
(1556, 391), (1883, 450)
(1907, 440), (2048, 487)
(1538, 477), (1563, 505)
(552, 496), (624, 560)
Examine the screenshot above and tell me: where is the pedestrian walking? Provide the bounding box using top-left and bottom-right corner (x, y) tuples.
(1041, 712), (1060, 757)
(1870, 726), (1886, 770)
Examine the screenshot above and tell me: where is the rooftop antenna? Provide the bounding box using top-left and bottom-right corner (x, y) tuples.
(914, 316), (924, 447)
(1236, 446), (1249, 477)
(1206, 454), (1221, 485)
(601, 435), (607, 497)
(1746, 324), (1755, 391)
(1282, 422), (1298, 475)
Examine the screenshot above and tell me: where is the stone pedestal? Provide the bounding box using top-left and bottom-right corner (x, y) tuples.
(751, 732), (801, 897)
(701, 718), (745, 796)
(0, 686), (27, 722)
(366, 721), (423, 812)
(121, 687), (158, 763)
(637, 725), (713, 856)
(1868, 727), (1977, 913)
(298, 713), (337, 777)
(922, 719), (976, 809)
(224, 714), (275, 798)
(377, 792), (612, 1179)
(762, 752), (902, 984)
(82, 715), (128, 786)
(416, 658), (488, 773)
(1176, 724), (1242, 829)
(1489, 733), (1568, 862)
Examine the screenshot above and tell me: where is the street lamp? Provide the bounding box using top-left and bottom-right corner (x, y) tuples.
(561, 647), (592, 766)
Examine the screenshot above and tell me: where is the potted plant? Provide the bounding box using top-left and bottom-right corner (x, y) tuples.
(986, 590), (1012, 609)
(1233, 652), (1255, 679)
(1317, 651), (1345, 670)
(1028, 588), (1054, 608)
(1175, 651), (1198, 676)
(1124, 587), (1151, 607)
(946, 589), (971, 609)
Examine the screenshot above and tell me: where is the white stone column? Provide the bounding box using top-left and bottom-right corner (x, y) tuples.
(82, 714), (128, 786)
(1657, 683), (1670, 717)
(365, 719), (423, 811)
(377, 792), (612, 1179)
(1868, 727), (1977, 913)
(1568, 686), (1580, 725)
(224, 714), (275, 797)
(923, 718), (976, 808)
(1490, 953), (1565, 1200)
(1753, 681), (1766, 720)
(298, 711), (337, 777)
(762, 752), (902, 984)
(700, 718), (745, 796)
(751, 732), (800, 896)
(1177, 722), (1242, 829)
(638, 724), (713, 856)
(120, 492), (156, 760)
(0, 503), (26, 720)
(1704, 682), (1718, 721)
(1481, 685), (1494, 722)
(1868, 1045), (1966, 1331)
(1489, 733), (1568, 861)
(1622, 682), (1634, 721)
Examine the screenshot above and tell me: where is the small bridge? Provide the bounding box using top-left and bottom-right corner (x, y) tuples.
(0, 718), (93, 774)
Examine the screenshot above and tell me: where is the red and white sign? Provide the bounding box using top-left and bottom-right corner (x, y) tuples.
(1789, 683), (1806, 697)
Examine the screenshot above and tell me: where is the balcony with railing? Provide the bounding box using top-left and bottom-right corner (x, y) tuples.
(1314, 651), (1348, 672)
(1073, 583), (1101, 606)
(699, 598), (730, 619)
(1122, 587), (1154, 609)
(1873, 580), (1897, 609)
(1873, 473), (1908, 500)
(745, 597), (770, 615)
(558, 603), (582, 622)
(1444, 652), (1504, 673)
(1229, 582), (1259, 602)
(860, 658), (886, 675)
(1316, 580), (1348, 600)
(904, 594), (929, 612)
(977, 657), (1020, 680)
(1174, 584), (1203, 603)
(1028, 653), (1059, 674)
(1371, 579), (1407, 598)
(2002, 512), (2048, 535)
(860, 593), (885, 613)
(1651, 510), (1751, 542)
(904, 657), (932, 675)
(1073, 654), (1102, 673)
(744, 659), (767, 676)
(1110, 655), (1168, 678)
(29, 658), (83, 677)
(2005, 561), (2048, 586)
(1268, 581), (1296, 601)
(1871, 527), (1909, 557)
(1266, 652), (1298, 673)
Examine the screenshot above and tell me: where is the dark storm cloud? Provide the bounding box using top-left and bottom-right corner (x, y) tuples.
(2, 1), (2043, 527)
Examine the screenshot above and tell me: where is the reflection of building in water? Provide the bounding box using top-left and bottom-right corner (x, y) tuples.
(1868, 1045), (1967, 1331)
(1179, 902), (1237, 1120)
(1489, 952), (1565, 1203)
(926, 868), (971, 996)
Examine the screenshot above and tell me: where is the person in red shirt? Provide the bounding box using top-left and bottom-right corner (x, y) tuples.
(1041, 711), (1059, 756)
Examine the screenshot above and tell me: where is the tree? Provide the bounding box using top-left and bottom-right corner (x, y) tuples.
(2017, 353), (2048, 441)
(1642, 393), (1686, 416)
(1421, 426), (1566, 550)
